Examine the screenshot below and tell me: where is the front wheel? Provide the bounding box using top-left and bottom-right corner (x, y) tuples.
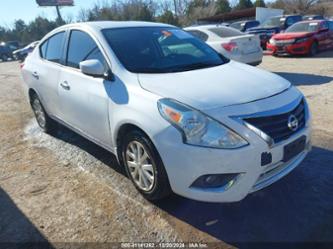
(309, 42), (318, 56)
(31, 94), (57, 134)
(121, 130), (172, 201)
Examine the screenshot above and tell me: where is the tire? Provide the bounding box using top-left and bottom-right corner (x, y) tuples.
(309, 42), (318, 57)
(30, 94), (57, 134)
(1, 54), (8, 62)
(121, 130), (172, 201)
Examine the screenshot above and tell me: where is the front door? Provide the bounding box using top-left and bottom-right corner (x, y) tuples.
(58, 30), (111, 147)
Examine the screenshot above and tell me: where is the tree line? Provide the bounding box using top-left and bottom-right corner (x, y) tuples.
(0, 0), (331, 45)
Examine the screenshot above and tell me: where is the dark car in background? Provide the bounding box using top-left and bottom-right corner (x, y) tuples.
(0, 41), (20, 61)
(267, 20), (333, 56)
(230, 20), (260, 32)
(0, 45), (13, 61)
(13, 41), (39, 62)
(248, 15), (302, 49)
(303, 15), (325, 21)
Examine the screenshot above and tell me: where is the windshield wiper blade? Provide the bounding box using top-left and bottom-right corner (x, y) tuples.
(177, 62), (221, 71)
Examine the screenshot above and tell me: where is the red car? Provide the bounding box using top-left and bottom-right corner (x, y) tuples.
(267, 20), (333, 56)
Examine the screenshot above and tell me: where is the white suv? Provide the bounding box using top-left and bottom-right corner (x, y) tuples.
(21, 21), (311, 202)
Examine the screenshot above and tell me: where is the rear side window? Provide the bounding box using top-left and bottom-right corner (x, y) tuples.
(209, 27), (243, 38)
(40, 32), (65, 63)
(286, 16), (301, 27)
(230, 22), (242, 31)
(329, 22), (333, 31)
(246, 21), (260, 29)
(321, 21), (329, 30)
(186, 30), (209, 41)
(66, 30), (106, 69)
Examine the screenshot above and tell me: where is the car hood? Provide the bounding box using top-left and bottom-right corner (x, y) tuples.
(273, 32), (314, 39)
(138, 61), (291, 111)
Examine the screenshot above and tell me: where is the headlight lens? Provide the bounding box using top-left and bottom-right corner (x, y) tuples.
(295, 37), (309, 44)
(157, 99), (248, 149)
(269, 38), (276, 45)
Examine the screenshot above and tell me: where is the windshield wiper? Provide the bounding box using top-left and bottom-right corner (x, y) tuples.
(135, 62), (222, 74)
(175, 62), (221, 72)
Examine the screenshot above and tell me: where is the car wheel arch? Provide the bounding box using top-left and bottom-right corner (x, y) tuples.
(28, 88), (40, 105)
(28, 88), (51, 114)
(115, 123), (158, 166)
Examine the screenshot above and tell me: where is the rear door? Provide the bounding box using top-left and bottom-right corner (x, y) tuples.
(317, 21), (330, 49)
(58, 29), (111, 147)
(30, 31), (66, 117)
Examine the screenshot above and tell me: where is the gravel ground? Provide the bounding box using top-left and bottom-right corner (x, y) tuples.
(0, 51), (333, 248)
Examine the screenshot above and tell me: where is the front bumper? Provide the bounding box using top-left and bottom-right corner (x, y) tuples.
(267, 41), (311, 55)
(153, 90), (311, 203)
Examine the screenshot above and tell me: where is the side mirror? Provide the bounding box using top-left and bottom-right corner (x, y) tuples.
(80, 59), (106, 78)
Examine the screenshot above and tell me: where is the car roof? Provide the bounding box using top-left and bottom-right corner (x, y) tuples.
(59, 21), (174, 31)
(273, 14), (301, 18)
(185, 24), (230, 30)
(297, 20), (325, 24)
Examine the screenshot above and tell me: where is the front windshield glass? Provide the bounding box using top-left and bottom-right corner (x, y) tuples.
(103, 27), (226, 73)
(262, 17), (282, 27)
(286, 22), (320, 33)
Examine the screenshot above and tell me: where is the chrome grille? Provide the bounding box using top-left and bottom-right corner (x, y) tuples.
(244, 99), (306, 143)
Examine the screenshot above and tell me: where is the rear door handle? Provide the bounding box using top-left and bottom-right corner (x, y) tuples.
(60, 81), (70, 90)
(32, 71), (39, 80)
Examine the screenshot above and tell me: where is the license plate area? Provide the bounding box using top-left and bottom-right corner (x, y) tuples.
(283, 135), (306, 162)
(277, 45), (285, 52)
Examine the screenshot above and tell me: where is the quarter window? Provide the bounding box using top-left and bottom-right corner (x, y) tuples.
(187, 30), (209, 41)
(40, 32), (65, 63)
(66, 30), (106, 69)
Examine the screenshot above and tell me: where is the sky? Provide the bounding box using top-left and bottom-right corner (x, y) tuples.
(0, 0), (94, 27)
(0, 0), (274, 28)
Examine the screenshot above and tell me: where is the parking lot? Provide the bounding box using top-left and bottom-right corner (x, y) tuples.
(0, 52), (333, 247)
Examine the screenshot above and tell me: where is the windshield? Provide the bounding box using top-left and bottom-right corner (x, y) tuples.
(286, 22), (320, 33)
(262, 17), (282, 27)
(103, 27), (226, 73)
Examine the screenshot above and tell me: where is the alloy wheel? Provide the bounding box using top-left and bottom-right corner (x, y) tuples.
(32, 99), (46, 128)
(125, 141), (155, 191)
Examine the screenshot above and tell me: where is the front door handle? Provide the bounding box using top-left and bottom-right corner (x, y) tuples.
(60, 81), (70, 90)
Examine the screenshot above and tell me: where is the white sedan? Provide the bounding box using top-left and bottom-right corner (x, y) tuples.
(22, 21), (310, 202)
(185, 25), (263, 65)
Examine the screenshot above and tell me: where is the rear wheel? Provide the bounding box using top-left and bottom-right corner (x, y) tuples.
(31, 94), (57, 134)
(121, 130), (171, 201)
(309, 42), (318, 56)
(1, 54), (8, 62)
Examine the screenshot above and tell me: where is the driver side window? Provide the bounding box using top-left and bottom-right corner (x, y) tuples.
(66, 30), (107, 70)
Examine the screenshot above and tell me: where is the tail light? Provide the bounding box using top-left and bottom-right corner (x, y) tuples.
(221, 42), (238, 52)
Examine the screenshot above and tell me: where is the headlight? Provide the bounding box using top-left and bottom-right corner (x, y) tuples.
(269, 38), (276, 45)
(157, 98), (248, 149)
(295, 37), (309, 44)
